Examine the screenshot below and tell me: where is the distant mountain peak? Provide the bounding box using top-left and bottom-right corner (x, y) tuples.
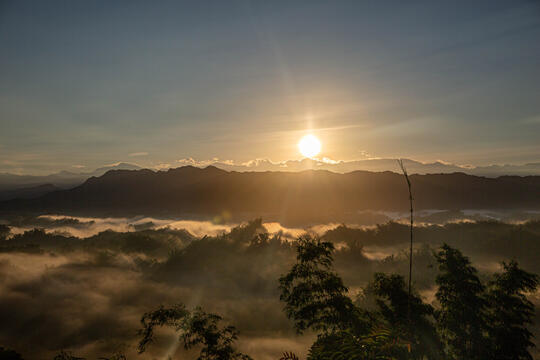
(92, 162), (142, 174)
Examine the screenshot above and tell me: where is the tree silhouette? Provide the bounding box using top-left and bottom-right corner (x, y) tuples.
(138, 304), (252, 360)
(307, 328), (408, 360)
(397, 159), (414, 330)
(371, 273), (443, 359)
(279, 235), (406, 359)
(278, 234), (367, 334)
(435, 244), (487, 360)
(2, 221), (539, 359)
(486, 260), (539, 360)
(52, 351), (85, 360)
(0, 347), (23, 360)
(279, 352), (299, 360)
(0, 225), (9, 241)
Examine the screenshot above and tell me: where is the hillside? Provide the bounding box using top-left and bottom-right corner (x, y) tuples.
(0, 166), (540, 221)
(1, 166), (539, 223)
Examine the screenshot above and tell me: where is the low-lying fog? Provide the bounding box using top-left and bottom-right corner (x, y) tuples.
(5, 208), (540, 239)
(1, 212), (540, 359)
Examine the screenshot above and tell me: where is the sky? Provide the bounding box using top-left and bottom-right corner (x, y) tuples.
(1, 0), (539, 175)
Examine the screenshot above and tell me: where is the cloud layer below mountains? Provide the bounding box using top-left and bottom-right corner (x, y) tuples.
(2, 217), (540, 359)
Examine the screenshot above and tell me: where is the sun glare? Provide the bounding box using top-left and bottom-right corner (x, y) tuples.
(298, 134), (321, 158)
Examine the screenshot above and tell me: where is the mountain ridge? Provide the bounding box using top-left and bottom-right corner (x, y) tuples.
(0, 163), (142, 192)
(1, 166), (539, 225)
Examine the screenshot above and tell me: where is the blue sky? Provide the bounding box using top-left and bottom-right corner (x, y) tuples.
(1, 0), (539, 174)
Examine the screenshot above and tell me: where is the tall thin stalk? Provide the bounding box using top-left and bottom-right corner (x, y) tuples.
(398, 159), (413, 346)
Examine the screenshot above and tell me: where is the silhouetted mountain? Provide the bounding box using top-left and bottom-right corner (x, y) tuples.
(2, 160), (539, 198)
(0, 163), (142, 191)
(211, 158), (467, 174)
(1, 166), (539, 224)
(0, 184), (61, 201)
(90, 162), (142, 175)
(185, 158), (540, 177)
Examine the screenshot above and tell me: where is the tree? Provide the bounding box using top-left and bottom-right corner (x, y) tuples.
(307, 329), (408, 360)
(397, 159), (414, 328)
(435, 244), (487, 360)
(486, 260), (539, 360)
(278, 234), (366, 334)
(0, 346), (23, 360)
(53, 350), (126, 360)
(53, 351), (84, 360)
(279, 235), (406, 360)
(137, 304), (252, 360)
(0, 225), (9, 241)
(371, 273), (443, 359)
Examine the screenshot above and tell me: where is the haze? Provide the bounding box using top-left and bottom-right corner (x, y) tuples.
(1, 0), (540, 174)
(1, 2), (540, 360)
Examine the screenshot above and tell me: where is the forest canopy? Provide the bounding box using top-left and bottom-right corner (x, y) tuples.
(0, 218), (539, 359)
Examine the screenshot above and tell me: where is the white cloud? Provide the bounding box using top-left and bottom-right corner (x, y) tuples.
(319, 157), (341, 165)
(241, 158), (284, 167)
(168, 156), (540, 176)
(176, 157), (198, 165)
(128, 152), (149, 157)
(176, 157), (235, 167)
(154, 163), (171, 170)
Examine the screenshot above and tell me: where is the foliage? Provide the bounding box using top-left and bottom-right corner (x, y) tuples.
(308, 329), (407, 360)
(486, 260), (539, 360)
(279, 352), (299, 360)
(279, 235), (407, 359)
(0, 346), (23, 360)
(98, 354), (127, 360)
(1, 219), (540, 359)
(138, 304), (252, 360)
(435, 244), (488, 360)
(0, 225), (9, 240)
(371, 273), (443, 359)
(137, 303), (190, 353)
(53, 351), (85, 360)
(278, 234), (368, 335)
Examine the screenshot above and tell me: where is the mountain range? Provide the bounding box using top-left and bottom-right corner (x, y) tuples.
(203, 158), (540, 177)
(1, 166), (539, 225)
(3, 158), (540, 201)
(0, 163), (141, 199)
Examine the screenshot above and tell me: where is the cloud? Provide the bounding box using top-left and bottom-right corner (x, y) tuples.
(320, 157), (341, 165)
(176, 157), (198, 165)
(2, 217), (540, 358)
(72, 164), (86, 169)
(7, 215), (343, 240)
(176, 157), (234, 167)
(0, 220), (322, 358)
(128, 152), (149, 157)
(102, 162), (126, 167)
(154, 163), (171, 170)
(160, 220), (233, 237)
(241, 158), (285, 168)
(3, 156), (540, 179)
(168, 156), (540, 176)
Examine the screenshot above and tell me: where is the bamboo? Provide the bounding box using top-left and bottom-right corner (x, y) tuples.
(398, 159), (413, 350)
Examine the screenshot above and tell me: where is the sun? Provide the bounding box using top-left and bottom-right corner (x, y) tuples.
(298, 134), (321, 158)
